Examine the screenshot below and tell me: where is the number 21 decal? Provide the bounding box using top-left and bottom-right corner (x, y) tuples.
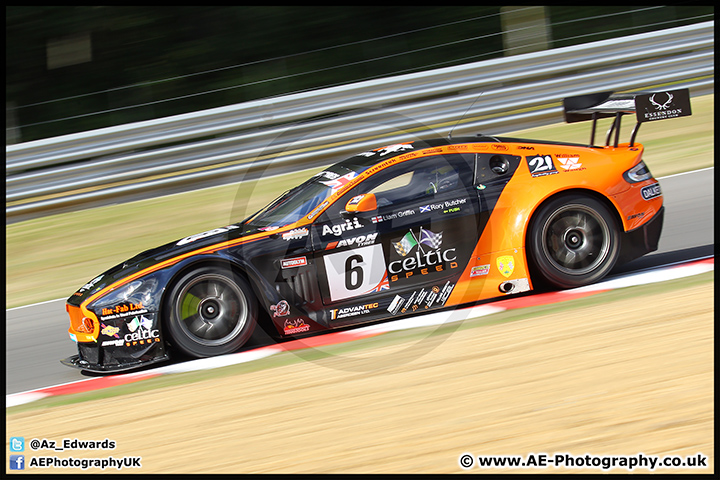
(525, 154), (558, 177)
(324, 245), (388, 302)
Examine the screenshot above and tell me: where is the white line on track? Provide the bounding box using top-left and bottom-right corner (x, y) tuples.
(6, 257), (713, 408)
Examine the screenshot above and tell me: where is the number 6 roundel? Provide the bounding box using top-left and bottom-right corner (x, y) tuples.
(323, 244), (388, 302)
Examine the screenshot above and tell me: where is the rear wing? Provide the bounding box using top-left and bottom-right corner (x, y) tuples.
(563, 89), (692, 147)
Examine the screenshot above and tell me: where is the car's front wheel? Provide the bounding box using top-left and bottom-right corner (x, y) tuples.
(164, 266), (257, 358)
(528, 194), (620, 289)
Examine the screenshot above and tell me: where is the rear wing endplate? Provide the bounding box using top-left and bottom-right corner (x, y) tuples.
(563, 89), (692, 147)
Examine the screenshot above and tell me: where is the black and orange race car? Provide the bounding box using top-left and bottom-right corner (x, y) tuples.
(62, 89), (691, 372)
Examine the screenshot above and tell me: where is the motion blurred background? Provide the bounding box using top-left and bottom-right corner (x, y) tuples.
(6, 6), (713, 144)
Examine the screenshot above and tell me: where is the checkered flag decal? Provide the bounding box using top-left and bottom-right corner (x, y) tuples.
(419, 228), (442, 249)
(393, 231), (418, 257)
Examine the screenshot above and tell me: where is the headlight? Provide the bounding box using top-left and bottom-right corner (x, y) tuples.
(623, 160), (653, 183)
(90, 277), (159, 314)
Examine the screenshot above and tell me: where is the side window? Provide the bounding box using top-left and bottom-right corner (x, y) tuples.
(322, 154), (475, 219)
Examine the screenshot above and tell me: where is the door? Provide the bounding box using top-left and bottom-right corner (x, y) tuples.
(312, 153), (482, 315)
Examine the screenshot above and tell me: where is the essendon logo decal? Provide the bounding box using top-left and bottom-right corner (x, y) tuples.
(281, 257), (308, 269)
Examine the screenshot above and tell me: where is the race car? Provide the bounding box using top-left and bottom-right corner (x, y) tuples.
(62, 89), (691, 372)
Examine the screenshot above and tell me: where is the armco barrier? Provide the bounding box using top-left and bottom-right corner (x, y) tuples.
(5, 21), (714, 221)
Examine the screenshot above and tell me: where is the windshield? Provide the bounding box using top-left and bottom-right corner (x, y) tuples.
(244, 167), (360, 228)
(242, 144), (422, 229)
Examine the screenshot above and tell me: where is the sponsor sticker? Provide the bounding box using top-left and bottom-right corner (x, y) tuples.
(641, 182), (662, 200)
(283, 318), (310, 334)
(318, 171), (339, 180)
(470, 264), (491, 277)
(270, 300), (290, 317)
(307, 201), (329, 220)
(124, 315), (160, 346)
(281, 257), (307, 269)
(374, 143), (414, 156)
(325, 233), (378, 250)
(635, 89), (692, 122)
(497, 255), (515, 278)
(322, 217), (363, 237)
(347, 195), (364, 206)
(526, 155), (558, 177)
(78, 275), (104, 294)
(100, 323), (120, 338)
(388, 227), (458, 282)
(320, 171), (358, 193)
(99, 302), (148, 320)
(282, 227), (309, 241)
(556, 155), (584, 171)
(177, 225), (239, 246)
(389, 282), (455, 313)
(330, 302), (379, 320)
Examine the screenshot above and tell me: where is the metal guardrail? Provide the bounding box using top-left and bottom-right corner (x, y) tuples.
(6, 21), (714, 221)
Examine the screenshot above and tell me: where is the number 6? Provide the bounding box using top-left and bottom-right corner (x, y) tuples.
(345, 254), (364, 290)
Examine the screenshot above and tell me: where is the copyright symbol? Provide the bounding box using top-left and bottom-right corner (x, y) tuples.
(459, 453), (474, 469)
(30, 438), (40, 450)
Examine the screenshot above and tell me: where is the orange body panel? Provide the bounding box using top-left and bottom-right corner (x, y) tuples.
(446, 141), (658, 306)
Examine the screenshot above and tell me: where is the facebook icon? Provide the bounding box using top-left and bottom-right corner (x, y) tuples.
(10, 455), (25, 470)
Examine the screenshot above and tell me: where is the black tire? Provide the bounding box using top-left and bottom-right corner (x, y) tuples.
(528, 194), (620, 289)
(164, 266), (257, 358)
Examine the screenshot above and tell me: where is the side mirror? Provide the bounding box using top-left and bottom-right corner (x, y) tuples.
(345, 193), (377, 213)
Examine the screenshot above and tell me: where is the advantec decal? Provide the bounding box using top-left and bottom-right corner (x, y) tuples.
(388, 227), (458, 282)
(330, 302), (380, 320)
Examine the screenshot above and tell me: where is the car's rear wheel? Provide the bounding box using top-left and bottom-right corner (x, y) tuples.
(528, 194), (620, 289)
(164, 266), (257, 358)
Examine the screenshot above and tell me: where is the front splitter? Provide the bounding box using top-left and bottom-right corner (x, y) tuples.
(61, 354), (170, 373)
